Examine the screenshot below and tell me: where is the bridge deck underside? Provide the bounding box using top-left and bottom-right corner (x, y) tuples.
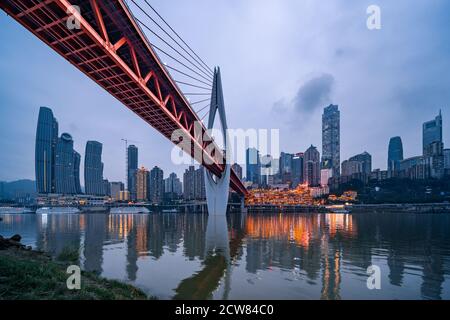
(1, 0), (247, 196)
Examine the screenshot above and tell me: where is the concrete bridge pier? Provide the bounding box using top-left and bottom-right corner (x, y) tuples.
(204, 67), (231, 217)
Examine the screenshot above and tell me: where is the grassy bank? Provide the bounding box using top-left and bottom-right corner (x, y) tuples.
(0, 247), (150, 300)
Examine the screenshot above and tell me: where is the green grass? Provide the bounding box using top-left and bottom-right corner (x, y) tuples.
(0, 248), (151, 300)
(56, 246), (80, 263)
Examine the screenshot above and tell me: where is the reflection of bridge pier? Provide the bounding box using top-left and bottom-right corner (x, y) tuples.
(83, 214), (107, 273)
(174, 213), (233, 300)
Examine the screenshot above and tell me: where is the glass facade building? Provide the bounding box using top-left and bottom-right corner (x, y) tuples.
(127, 145), (138, 200)
(54, 133), (78, 194)
(246, 148), (261, 186)
(279, 152), (294, 184)
(423, 110), (442, 156)
(84, 141), (104, 195)
(388, 136), (404, 174)
(322, 104), (340, 177)
(35, 106), (59, 194)
(73, 151), (82, 194)
(292, 153), (304, 187)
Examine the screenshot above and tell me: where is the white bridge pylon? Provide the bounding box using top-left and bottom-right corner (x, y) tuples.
(204, 67), (231, 216)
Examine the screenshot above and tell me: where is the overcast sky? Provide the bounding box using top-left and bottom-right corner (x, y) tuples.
(0, 0), (449, 184)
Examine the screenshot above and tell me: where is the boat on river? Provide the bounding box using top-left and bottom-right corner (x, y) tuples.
(36, 207), (80, 214)
(0, 207), (34, 214)
(109, 207), (150, 214)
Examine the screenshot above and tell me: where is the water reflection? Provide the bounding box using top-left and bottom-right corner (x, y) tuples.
(0, 212), (449, 300)
(174, 214), (231, 300)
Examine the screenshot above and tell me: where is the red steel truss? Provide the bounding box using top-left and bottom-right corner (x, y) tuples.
(1, 0), (247, 196)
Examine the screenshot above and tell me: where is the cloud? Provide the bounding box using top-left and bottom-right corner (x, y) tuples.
(292, 74), (334, 114)
(271, 73), (335, 124)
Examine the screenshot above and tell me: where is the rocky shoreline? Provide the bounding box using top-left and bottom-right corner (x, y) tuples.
(0, 233), (34, 251)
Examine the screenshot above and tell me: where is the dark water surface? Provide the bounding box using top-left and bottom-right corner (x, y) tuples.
(1, 212), (450, 299)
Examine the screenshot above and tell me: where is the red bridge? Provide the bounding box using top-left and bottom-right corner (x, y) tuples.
(0, 0), (247, 196)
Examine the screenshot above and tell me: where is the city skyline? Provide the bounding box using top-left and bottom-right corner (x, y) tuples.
(10, 99), (450, 199)
(7, 103), (450, 190)
(1, 1), (450, 183)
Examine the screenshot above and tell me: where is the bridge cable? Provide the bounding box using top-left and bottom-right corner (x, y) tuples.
(142, 0), (214, 75)
(200, 110), (210, 122)
(130, 0), (213, 80)
(132, 15), (213, 83)
(165, 65), (212, 87)
(189, 98), (210, 106)
(137, 25), (213, 84)
(195, 104), (210, 115)
(175, 81), (211, 91)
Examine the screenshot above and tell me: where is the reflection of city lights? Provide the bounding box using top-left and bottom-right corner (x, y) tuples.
(246, 214), (321, 248)
(245, 213), (357, 247)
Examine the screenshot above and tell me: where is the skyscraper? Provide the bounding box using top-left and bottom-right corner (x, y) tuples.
(136, 167), (148, 201)
(54, 133), (78, 194)
(194, 167), (206, 200)
(426, 141), (445, 178)
(127, 145), (138, 200)
(444, 149), (450, 170)
(84, 141), (104, 195)
(73, 151), (82, 194)
(423, 110), (442, 156)
(110, 181), (125, 200)
(246, 148), (261, 186)
(388, 136), (404, 174)
(183, 166), (196, 200)
(349, 152), (372, 175)
(35, 106), (58, 194)
(279, 152), (294, 184)
(183, 166), (205, 200)
(341, 160), (363, 176)
(165, 172), (182, 196)
(103, 179), (111, 196)
(322, 104), (340, 177)
(260, 154), (275, 187)
(231, 163), (243, 181)
(148, 166), (164, 204)
(292, 153), (304, 187)
(304, 145), (320, 187)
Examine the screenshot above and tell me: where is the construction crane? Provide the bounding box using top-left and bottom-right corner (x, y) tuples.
(121, 138), (140, 191)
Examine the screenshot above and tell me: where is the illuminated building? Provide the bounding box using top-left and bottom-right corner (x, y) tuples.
(136, 167), (148, 201)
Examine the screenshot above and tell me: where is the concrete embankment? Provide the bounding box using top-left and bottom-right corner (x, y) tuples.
(348, 203), (450, 214)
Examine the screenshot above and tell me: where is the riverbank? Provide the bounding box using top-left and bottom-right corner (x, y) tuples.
(348, 202), (450, 214)
(0, 236), (151, 300)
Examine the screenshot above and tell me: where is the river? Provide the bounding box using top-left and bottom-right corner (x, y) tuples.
(1, 212), (450, 299)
